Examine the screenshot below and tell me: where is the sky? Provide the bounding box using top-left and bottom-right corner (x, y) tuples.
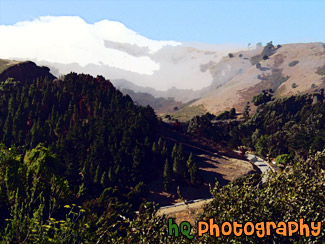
(0, 0), (324, 45)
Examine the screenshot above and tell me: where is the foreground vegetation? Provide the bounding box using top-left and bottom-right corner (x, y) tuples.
(0, 73), (201, 242)
(0, 72), (323, 242)
(1, 143), (323, 243)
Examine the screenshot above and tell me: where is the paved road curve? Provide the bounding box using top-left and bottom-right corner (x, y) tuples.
(157, 152), (275, 213)
(246, 153), (275, 183)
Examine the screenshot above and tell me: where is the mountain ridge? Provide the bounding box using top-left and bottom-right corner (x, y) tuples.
(191, 42), (325, 114)
(0, 60), (56, 82)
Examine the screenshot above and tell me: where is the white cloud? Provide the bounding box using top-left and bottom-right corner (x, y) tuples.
(0, 16), (181, 75)
(93, 19), (180, 53)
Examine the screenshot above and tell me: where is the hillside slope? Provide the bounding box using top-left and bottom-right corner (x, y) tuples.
(0, 59), (56, 82)
(192, 42), (325, 114)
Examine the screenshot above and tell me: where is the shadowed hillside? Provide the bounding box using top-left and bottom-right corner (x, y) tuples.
(0, 60), (56, 82)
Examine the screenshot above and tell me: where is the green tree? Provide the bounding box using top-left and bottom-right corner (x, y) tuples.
(173, 157), (183, 179)
(252, 90), (273, 106)
(275, 154), (292, 166)
(100, 171), (109, 188)
(243, 101), (251, 120)
(171, 143), (178, 159)
(230, 107), (236, 118)
(163, 159), (172, 191)
(187, 153), (198, 185)
(93, 165), (102, 185)
(189, 161), (198, 185)
(186, 153), (194, 168)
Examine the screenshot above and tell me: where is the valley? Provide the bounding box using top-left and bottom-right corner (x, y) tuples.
(0, 43), (324, 243)
(0, 2), (324, 242)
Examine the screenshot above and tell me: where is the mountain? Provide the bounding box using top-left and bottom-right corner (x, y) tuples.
(191, 42), (325, 114)
(112, 79), (203, 103)
(117, 88), (183, 114)
(1, 17), (325, 118)
(122, 41), (325, 117)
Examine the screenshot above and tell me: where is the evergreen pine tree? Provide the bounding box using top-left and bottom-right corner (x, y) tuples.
(173, 157), (185, 180)
(161, 141), (168, 157)
(157, 137), (163, 152)
(152, 142), (157, 154)
(186, 153), (194, 168)
(82, 161), (91, 185)
(3, 113), (13, 146)
(108, 167), (115, 184)
(163, 159), (172, 191)
(177, 144), (185, 162)
(189, 161), (198, 185)
(171, 143), (178, 159)
(100, 171), (108, 188)
(93, 165), (102, 184)
(243, 101), (251, 120)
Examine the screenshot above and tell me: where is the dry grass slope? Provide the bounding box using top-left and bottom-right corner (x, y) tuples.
(192, 42), (325, 115)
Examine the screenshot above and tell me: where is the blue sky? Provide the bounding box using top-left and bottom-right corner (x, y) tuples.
(0, 0), (324, 45)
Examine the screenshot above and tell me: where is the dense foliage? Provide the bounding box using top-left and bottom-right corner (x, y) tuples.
(238, 93), (325, 159)
(198, 149), (324, 243)
(0, 73), (203, 242)
(188, 92), (325, 161)
(100, 147), (324, 243)
(0, 73), (160, 192)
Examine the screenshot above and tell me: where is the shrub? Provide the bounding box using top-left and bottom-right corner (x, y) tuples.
(275, 154), (292, 166)
(316, 65), (325, 76)
(250, 41), (275, 65)
(252, 90), (273, 106)
(288, 60), (299, 67)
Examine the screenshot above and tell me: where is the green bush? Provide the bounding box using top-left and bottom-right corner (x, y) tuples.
(288, 60), (299, 67)
(200, 150), (325, 243)
(275, 154), (292, 166)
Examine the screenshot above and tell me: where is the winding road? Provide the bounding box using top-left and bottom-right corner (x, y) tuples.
(246, 153), (275, 182)
(157, 152), (275, 215)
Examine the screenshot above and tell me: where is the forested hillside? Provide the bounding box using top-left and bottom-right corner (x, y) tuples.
(0, 69), (323, 243)
(237, 91), (325, 160)
(0, 71), (206, 242)
(187, 90), (325, 162)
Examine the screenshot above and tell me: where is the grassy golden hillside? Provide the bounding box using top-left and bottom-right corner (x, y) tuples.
(191, 42), (325, 115)
(0, 59), (22, 74)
